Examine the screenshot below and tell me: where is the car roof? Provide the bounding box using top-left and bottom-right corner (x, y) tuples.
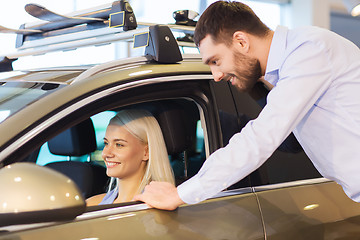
(0, 54), (211, 162)
(0, 54), (207, 85)
(0, 68), (86, 85)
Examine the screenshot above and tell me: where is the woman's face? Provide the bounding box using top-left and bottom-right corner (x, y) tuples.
(102, 124), (149, 180)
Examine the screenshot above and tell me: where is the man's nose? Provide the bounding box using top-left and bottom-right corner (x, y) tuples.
(211, 67), (224, 82)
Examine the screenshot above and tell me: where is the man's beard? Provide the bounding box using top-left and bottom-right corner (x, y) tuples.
(226, 50), (262, 92)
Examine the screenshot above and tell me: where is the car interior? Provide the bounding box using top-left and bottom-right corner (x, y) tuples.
(28, 99), (206, 201)
(45, 118), (108, 199)
(18, 83), (322, 206)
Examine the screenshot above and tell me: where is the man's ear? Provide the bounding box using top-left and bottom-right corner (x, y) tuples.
(142, 145), (149, 161)
(232, 31), (250, 53)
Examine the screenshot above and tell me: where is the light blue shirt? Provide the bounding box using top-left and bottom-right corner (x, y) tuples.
(178, 25), (360, 204)
(99, 188), (118, 205)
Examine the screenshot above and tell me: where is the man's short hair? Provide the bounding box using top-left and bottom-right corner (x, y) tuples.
(194, 1), (270, 46)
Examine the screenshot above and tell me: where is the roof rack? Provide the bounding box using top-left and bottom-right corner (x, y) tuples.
(0, 0), (197, 71)
(6, 22), (195, 59)
(17, 1), (137, 47)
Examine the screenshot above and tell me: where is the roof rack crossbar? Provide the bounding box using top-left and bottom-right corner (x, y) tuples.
(0, 1), (197, 71)
(5, 23), (195, 60)
(15, 0), (137, 48)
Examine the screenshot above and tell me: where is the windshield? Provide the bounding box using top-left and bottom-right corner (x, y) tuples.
(0, 70), (84, 123)
(0, 81), (66, 123)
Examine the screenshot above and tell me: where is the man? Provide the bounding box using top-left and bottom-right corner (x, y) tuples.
(134, 1), (360, 210)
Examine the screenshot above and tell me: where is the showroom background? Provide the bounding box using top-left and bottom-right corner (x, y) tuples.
(0, 0), (357, 70)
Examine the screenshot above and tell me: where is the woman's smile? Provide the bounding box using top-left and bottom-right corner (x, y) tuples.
(105, 160), (121, 168)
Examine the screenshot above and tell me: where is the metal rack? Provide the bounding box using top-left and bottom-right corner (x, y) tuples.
(6, 23), (195, 59)
(0, 0), (197, 70)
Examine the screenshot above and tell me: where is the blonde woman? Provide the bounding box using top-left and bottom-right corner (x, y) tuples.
(86, 109), (175, 205)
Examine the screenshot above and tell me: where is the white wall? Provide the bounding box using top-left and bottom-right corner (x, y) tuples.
(0, 0), (358, 70)
(281, 0), (330, 29)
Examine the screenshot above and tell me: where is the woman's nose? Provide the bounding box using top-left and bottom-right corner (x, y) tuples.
(102, 145), (114, 159)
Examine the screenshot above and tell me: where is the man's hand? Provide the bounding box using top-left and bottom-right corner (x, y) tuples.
(134, 181), (185, 210)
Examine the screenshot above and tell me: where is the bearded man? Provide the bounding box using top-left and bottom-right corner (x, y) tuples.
(135, 0), (360, 209)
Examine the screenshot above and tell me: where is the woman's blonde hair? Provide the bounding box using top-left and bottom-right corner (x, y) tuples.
(106, 109), (175, 194)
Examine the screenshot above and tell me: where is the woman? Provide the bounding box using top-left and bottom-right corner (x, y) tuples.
(86, 109), (175, 205)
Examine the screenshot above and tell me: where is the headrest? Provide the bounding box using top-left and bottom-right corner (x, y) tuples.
(127, 101), (197, 155)
(156, 107), (189, 154)
(48, 118), (97, 156)
(45, 161), (93, 197)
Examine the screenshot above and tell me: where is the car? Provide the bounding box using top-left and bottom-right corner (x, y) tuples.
(1, 1), (360, 239)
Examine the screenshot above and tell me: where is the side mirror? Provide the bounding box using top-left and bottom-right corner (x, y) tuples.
(0, 163), (86, 227)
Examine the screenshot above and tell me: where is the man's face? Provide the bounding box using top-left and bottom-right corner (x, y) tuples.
(199, 35), (261, 92)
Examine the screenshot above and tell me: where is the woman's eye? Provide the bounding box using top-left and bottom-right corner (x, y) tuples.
(104, 141), (108, 146)
(116, 143), (123, 147)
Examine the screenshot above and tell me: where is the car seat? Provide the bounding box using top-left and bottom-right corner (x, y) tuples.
(134, 100), (201, 185)
(45, 118), (109, 198)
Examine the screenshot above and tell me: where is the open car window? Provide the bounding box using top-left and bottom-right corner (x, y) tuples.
(26, 97), (206, 202)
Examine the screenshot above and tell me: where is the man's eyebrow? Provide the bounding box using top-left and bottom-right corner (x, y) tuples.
(204, 56), (215, 65)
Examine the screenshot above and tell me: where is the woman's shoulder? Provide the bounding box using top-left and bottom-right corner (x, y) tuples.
(86, 193), (107, 206)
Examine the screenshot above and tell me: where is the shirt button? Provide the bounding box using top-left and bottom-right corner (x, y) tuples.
(223, 182), (227, 187)
(195, 197), (200, 202)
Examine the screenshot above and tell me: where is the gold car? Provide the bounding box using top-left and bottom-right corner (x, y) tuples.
(1, 2), (360, 239)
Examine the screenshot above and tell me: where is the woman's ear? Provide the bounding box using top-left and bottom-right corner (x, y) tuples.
(232, 31), (250, 53)
(142, 145), (149, 161)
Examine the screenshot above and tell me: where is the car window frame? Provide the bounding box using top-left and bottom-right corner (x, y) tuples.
(0, 74), (269, 235)
(1, 74), (213, 165)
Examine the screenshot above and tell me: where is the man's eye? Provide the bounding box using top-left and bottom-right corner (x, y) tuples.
(211, 60), (218, 65)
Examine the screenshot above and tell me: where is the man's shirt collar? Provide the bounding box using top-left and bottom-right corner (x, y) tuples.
(264, 25), (288, 85)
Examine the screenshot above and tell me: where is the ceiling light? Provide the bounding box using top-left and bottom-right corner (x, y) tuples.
(343, 0), (360, 16)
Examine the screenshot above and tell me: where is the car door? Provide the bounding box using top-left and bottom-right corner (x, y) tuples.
(226, 77), (360, 238)
(0, 71), (266, 239)
(255, 180), (360, 239)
